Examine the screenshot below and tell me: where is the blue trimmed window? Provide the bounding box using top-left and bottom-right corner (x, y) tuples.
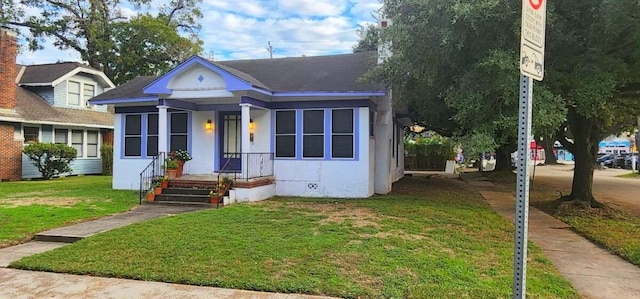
(303, 110), (324, 158)
(274, 108), (355, 160)
(124, 114), (142, 157)
(331, 109), (354, 158)
(275, 110), (296, 158)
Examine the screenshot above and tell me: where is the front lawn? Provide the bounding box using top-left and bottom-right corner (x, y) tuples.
(0, 176), (138, 247)
(11, 177), (577, 298)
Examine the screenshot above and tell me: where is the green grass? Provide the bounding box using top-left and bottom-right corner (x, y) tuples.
(11, 177), (577, 298)
(617, 172), (639, 178)
(0, 176), (138, 247)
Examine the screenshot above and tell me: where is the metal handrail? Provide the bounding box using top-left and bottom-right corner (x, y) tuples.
(138, 152), (165, 204)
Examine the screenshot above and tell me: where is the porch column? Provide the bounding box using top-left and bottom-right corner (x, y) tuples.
(157, 105), (169, 154)
(240, 103), (252, 179)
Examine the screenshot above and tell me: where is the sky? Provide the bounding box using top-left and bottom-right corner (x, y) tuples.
(15, 0), (382, 65)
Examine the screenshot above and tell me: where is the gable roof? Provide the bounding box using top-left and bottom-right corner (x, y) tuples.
(91, 76), (159, 101)
(215, 51), (382, 92)
(91, 51), (384, 103)
(17, 62), (115, 88)
(0, 87), (114, 128)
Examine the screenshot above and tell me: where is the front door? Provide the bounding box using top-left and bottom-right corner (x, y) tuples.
(219, 112), (241, 172)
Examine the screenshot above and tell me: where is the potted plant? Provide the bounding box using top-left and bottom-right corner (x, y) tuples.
(146, 190), (155, 202)
(209, 190), (222, 205)
(171, 149), (192, 177)
(153, 182), (163, 195)
(163, 158), (179, 179)
(160, 176), (169, 188)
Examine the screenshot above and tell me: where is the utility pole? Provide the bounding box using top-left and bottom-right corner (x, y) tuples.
(267, 41), (273, 59)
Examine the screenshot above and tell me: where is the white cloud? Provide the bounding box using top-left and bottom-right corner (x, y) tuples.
(16, 0), (380, 65)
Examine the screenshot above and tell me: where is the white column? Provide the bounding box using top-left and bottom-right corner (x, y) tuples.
(240, 103), (252, 179)
(157, 105), (169, 155)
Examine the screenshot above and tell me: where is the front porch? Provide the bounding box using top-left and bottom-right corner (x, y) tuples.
(139, 152), (275, 206)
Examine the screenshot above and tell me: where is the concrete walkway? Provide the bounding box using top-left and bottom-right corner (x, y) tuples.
(462, 173), (640, 299)
(0, 205), (337, 299)
(0, 268), (334, 299)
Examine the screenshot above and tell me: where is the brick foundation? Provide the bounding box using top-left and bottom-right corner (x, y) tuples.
(0, 123), (22, 181)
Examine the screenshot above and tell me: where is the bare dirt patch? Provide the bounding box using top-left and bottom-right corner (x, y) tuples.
(275, 202), (383, 228)
(0, 197), (83, 207)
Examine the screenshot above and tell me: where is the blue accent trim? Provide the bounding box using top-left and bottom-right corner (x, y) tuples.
(354, 108), (360, 161)
(295, 110), (302, 159)
(143, 56), (254, 94)
(270, 99), (374, 110)
(115, 106), (158, 113)
(89, 97), (158, 105)
(141, 114), (149, 158)
(241, 96), (270, 109)
(270, 110), (275, 159)
(197, 104), (241, 111)
(218, 111), (241, 171)
(164, 99), (198, 111)
(272, 91), (385, 97)
(324, 108), (331, 160)
(213, 111), (219, 171)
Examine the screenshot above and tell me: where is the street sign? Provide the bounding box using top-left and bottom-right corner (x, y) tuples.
(520, 0), (547, 81)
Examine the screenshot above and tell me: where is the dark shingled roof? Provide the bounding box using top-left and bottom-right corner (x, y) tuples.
(91, 51), (383, 101)
(0, 87), (114, 127)
(18, 62), (96, 84)
(91, 76), (159, 101)
(216, 51), (382, 92)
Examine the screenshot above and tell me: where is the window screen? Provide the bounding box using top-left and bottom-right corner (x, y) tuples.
(147, 114), (158, 157)
(72, 130), (83, 157)
(23, 127), (39, 144)
(54, 129), (68, 144)
(124, 114), (142, 156)
(331, 109), (354, 158)
(68, 81), (80, 105)
(275, 111), (296, 158)
(87, 131), (98, 157)
(303, 110), (324, 158)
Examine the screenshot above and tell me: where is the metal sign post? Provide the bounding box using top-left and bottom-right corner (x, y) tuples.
(513, 74), (533, 298)
(515, 0), (546, 297)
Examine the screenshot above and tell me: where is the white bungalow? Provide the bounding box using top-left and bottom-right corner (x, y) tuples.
(90, 50), (410, 202)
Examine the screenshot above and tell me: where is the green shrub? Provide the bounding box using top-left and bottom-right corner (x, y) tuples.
(405, 136), (456, 170)
(100, 144), (113, 175)
(23, 143), (77, 180)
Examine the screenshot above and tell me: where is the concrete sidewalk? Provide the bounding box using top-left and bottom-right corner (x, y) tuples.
(0, 268), (336, 299)
(462, 174), (640, 299)
(0, 205), (337, 299)
(0, 205), (210, 267)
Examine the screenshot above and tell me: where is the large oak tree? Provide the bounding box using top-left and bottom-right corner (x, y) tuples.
(1, 0), (202, 84)
(375, 0), (640, 206)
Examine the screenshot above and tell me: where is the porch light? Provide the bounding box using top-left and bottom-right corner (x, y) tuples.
(205, 119), (213, 131)
(249, 119), (255, 142)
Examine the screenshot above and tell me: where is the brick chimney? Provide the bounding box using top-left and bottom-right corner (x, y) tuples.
(0, 27), (18, 110)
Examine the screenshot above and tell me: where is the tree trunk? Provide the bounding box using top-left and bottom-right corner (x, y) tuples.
(538, 136), (558, 165)
(566, 108), (602, 207)
(494, 145), (514, 171)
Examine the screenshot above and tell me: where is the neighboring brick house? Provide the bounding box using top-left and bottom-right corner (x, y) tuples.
(0, 28), (115, 180)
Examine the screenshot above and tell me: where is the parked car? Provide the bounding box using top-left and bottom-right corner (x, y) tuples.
(596, 154), (616, 167)
(624, 153), (638, 169)
(612, 153), (628, 169)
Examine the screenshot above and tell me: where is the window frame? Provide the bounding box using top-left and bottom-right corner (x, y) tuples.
(330, 108), (355, 159)
(275, 110), (297, 158)
(67, 80), (81, 106)
(83, 83), (96, 106)
(169, 112), (189, 153)
(302, 109), (325, 159)
(124, 114), (143, 157)
(23, 126), (40, 144)
(87, 130), (99, 158)
(146, 113), (159, 157)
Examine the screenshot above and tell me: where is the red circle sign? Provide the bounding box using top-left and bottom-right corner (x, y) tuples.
(529, 0), (543, 10)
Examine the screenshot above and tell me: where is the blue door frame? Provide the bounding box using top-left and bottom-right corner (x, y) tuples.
(218, 112), (241, 172)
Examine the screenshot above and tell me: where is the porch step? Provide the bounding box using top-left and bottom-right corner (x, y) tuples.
(147, 201), (215, 207)
(161, 187), (212, 196)
(168, 180), (218, 189)
(155, 193), (211, 203)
